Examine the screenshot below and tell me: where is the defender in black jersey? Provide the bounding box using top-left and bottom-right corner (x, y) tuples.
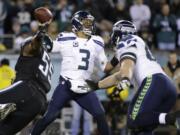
(0, 25), (53, 135)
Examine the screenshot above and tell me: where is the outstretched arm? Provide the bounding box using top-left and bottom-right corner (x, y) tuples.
(99, 59), (135, 89)
(21, 25), (48, 56)
(22, 7), (53, 56)
(86, 58), (134, 91)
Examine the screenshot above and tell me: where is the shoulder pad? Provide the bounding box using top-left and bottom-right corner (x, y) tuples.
(117, 35), (138, 49)
(91, 35), (104, 48)
(117, 35), (140, 49)
(56, 32), (76, 42)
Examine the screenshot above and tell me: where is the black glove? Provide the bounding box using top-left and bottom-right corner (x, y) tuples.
(39, 22), (49, 33)
(36, 30), (46, 39)
(36, 22), (49, 39)
(166, 111), (180, 125)
(85, 80), (99, 90)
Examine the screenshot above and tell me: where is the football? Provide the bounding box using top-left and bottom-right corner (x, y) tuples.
(34, 7), (53, 24)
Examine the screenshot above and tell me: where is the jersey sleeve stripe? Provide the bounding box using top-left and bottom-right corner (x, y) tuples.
(57, 37), (76, 41)
(93, 39), (104, 48)
(120, 56), (136, 63)
(120, 52), (137, 62)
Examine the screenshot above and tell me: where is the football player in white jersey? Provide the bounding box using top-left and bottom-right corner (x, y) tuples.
(31, 11), (118, 135)
(86, 20), (180, 135)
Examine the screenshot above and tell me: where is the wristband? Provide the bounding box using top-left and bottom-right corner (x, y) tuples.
(110, 56), (119, 67)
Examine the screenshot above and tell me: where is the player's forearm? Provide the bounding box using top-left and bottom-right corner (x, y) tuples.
(109, 64), (120, 74)
(98, 59), (134, 89)
(98, 72), (120, 89)
(119, 59), (134, 80)
(31, 31), (44, 51)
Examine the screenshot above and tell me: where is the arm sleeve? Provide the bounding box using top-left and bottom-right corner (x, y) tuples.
(117, 41), (138, 63)
(120, 47), (137, 63)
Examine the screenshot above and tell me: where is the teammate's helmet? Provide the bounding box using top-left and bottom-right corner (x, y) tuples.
(111, 20), (137, 45)
(71, 10), (95, 36)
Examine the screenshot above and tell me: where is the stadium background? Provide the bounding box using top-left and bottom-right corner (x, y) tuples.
(0, 0), (179, 135)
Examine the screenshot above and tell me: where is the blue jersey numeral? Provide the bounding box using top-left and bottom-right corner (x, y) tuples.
(78, 49), (90, 70)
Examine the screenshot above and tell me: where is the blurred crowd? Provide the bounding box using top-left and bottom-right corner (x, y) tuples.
(0, 0), (180, 52)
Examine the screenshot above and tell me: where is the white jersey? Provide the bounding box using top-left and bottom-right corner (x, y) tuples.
(52, 32), (107, 93)
(116, 35), (165, 87)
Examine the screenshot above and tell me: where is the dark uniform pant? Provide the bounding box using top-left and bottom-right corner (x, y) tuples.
(0, 80), (47, 135)
(31, 76), (110, 135)
(127, 73), (177, 135)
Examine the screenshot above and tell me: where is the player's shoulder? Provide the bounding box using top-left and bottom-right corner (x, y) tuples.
(91, 35), (105, 48)
(56, 32), (77, 42)
(132, 35), (144, 43)
(117, 35), (144, 49)
(120, 35), (143, 44)
(21, 36), (33, 47)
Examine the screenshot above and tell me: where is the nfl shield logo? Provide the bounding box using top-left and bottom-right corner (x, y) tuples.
(73, 41), (79, 47)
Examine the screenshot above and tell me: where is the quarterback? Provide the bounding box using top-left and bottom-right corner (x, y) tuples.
(31, 11), (117, 135)
(86, 20), (179, 135)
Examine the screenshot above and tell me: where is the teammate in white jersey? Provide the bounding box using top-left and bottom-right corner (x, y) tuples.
(86, 20), (180, 135)
(31, 11), (118, 135)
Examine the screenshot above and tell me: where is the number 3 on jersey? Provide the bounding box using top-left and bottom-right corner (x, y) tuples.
(78, 49), (90, 70)
(39, 51), (53, 83)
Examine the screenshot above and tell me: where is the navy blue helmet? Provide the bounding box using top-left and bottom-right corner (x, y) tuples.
(111, 20), (137, 45)
(71, 11), (95, 36)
